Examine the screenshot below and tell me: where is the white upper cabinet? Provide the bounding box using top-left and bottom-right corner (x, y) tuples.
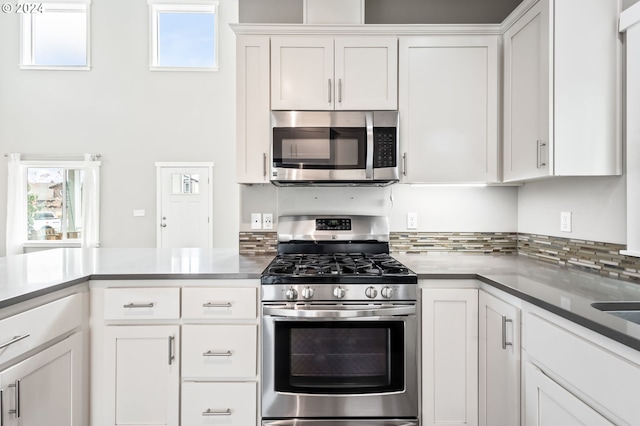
(399, 35), (499, 183)
(236, 35), (270, 184)
(271, 36), (398, 110)
(502, 0), (621, 182)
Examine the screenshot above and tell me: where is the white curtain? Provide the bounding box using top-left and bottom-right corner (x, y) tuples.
(6, 153), (25, 256)
(81, 153), (101, 248)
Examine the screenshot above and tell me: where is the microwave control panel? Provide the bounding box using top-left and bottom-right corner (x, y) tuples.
(373, 127), (397, 168)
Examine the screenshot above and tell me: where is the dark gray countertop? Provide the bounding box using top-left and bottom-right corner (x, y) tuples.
(1, 248), (639, 351)
(396, 253), (640, 351)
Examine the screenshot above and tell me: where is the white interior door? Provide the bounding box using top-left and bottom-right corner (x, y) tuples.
(157, 164), (212, 248)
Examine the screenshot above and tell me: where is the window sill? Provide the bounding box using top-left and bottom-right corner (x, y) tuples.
(149, 65), (219, 72)
(19, 65), (91, 71)
(23, 241), (82, 249)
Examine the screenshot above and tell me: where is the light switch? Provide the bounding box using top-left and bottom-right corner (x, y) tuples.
(133, 210), (145, 217)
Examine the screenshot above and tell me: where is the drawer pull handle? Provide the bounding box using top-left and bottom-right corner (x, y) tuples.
(203, 350), (232, 357)
(202, 408), (231, 416)
(202, 302), (232, 308)
(123, 303), (155, 309)
(0, 334), (30, 350)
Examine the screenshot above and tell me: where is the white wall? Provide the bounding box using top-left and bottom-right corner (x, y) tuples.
(517, 176), (626, 243)
(240, 184), (518, 233)
(0, 0), (240, 256)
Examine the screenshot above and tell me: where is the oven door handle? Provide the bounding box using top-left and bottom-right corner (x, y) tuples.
(262, 421), (417, 426)
(262, 305), (415, 318)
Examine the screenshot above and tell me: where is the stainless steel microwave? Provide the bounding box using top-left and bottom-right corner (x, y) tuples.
(270, 110), (399, 186)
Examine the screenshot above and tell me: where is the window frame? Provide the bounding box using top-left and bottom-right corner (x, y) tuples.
(148, 0), (219, 72)
(20, 1), (92, 70)
(19, 160), (99, 249)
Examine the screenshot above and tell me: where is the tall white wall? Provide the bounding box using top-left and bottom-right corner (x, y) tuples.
(517, 176), (626, 244)
(0, 0), (240, 256)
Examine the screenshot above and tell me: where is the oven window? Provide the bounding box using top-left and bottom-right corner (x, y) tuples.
(272, 127), (366, 169)
(274, 321), (405, 394)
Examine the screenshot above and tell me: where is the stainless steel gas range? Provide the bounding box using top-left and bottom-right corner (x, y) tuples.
(260, 215), (419, 426)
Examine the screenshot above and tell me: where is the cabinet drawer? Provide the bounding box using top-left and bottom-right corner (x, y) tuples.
(181, 382), (256, 426)
(182, 325), (256, 379)
(526, 311), (640, 424)
(182, 287), (256, 320)
(0, 293), (82, 366)
(103, 288), (179, 320)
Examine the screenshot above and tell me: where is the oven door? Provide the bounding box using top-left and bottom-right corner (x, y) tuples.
(261, 303), (418, 420)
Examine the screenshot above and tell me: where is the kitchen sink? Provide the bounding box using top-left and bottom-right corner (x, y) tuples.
(591, 302), (640, 325)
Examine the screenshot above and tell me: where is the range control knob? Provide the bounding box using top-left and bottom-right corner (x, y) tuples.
(365, 286), (378, 299)
(381, 286), (394, 299)
(301, 286), (315, 300)
(285, 287), (298, 301)
(333, 286), (346, 299)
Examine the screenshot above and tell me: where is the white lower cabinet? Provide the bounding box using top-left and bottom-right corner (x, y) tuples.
(181, 382), (257, 425)
(92, 281), (259, 426)
(421, 287), (478, 426)
(478, 291), (521, 426)
(104, 325), (180, 426)
(0, 332), (83, 426)
(524, 362), (613, 426)
(523, 305), (640, 425)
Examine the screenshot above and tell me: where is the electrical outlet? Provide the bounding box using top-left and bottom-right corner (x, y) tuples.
(407, 212), (418, 229)
(263, 213), (273, 230)
(251, 213), (262, 230)
(560, 211), (572, 232)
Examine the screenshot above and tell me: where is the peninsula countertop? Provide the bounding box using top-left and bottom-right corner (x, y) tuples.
(1, 248), (640, 350)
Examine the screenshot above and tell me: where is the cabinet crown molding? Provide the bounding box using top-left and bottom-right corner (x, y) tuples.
(230, 23), (502, 36)
(620, 1), (640, 32)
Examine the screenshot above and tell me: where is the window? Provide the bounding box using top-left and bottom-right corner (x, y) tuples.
(20, 2), (91, 69)
(26, 167), (84, 241)
(5, 154), (100, 255)
(148, 1), (218, 71)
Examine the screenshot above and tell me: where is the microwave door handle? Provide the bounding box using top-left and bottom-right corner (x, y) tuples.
(365, 111), (374, 179)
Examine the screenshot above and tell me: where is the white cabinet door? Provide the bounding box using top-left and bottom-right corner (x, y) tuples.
(502, 1), (549, 181)
(479, 291), (521, 426)
(237, 35), (271, 184)
(334, 37), (398, 110)
(0, 332), (83, 426)
(181, 382), (257, 426)
(271, 37), (334, 110)
(524, 363), (614, 426)
(104, 325), (179, 426)
(503, 0), (621, 182)
(399, 36), (499, 183)
(271, 36), (398, 111)
(422, 288), (478, 426)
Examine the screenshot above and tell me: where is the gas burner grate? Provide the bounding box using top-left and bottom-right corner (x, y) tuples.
(264, 252), (412, 277)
